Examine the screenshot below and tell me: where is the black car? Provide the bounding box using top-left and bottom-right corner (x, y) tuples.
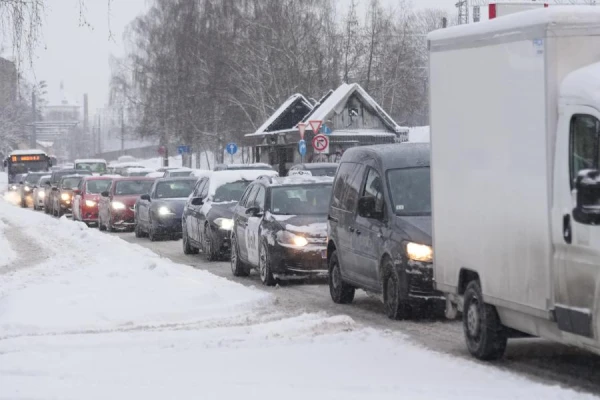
(19, 172), (47, 207)
(135, 177), (198, 241)
(182, 170), (277, 260)
(327, 143), (443, 319)
(51, 174), (87, 217)
(287, 163), (338, 177)
(230, 175), (334, 286)
(44, 169), (92, 214)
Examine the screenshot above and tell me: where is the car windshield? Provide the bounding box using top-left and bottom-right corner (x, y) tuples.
(115, 180), (155, 196)
(24, 174), (43, 184)
(387, 167), (431, 216)
(75, 162), (106, 173)
(155, 180), (196, 198)
(270, 184), (332, 215)
(169, 171), (192, 177)
(86, 179), (113, 194)
(60, 177), (82, 189)
(213, 181), (251, 202)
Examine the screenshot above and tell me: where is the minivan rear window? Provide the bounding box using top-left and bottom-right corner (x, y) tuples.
(387, 167), (431, 216)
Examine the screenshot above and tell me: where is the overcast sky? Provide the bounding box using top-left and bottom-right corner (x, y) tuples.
(28, 0), (456, 115)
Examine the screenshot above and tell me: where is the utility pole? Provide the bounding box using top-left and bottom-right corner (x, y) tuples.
(120, 106), (125, 156)
(31, 91), (36, 148)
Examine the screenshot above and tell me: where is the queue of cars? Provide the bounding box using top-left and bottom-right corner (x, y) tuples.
(12, 149), (437, 323)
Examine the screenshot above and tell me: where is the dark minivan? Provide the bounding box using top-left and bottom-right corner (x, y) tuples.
(327, 143), (443, 320)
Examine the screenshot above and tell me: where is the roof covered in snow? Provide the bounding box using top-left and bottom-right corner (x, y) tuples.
(299, 83), (405, 134)
(74, 159), (107, 164)
(561, 62), (600, 107)
(329, 129), (397, 138)
(246, 94), (314, 137)
(428, 7), (600, 48)
(9, 149), (47, 156)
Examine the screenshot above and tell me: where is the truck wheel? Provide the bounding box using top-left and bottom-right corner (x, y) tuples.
(463, 280), (507, 360)
(382, 260), (411, 320)
(328, 251), (355, 304)
(230, 234), (249, 277)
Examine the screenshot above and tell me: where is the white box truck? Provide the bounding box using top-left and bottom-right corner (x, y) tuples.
(429, 7), (600, 360)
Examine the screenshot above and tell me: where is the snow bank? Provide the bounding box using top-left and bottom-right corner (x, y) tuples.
(0, 202), (271, 337)
(0, 218), (16, 268)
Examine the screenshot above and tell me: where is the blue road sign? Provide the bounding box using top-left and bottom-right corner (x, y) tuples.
(321, 125), (332, 135)
(177, 145), (191, 155)
(298, 140), (307, 156)
(226, 142), (238, 155)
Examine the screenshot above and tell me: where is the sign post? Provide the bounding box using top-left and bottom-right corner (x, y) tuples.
(298, 139), (307, 163)
(226, 142), (238, 164)
(312, 134), (329, 155)
(298, 122), (306, 140)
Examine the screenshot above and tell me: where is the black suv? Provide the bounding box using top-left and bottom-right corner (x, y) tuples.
(230, 175), (333, 285)
(327, 143), (443, 319)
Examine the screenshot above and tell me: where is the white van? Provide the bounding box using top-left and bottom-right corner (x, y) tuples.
(429, 7), (600, 359)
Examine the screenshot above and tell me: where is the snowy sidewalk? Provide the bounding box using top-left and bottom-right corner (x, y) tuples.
(0, 199), (596, 400)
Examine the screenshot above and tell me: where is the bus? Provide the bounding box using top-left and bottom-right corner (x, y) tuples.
(4, 150), (52, 184)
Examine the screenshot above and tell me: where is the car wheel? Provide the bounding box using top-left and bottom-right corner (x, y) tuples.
(328, 250), (355, 304)
(382, 260), (411, 320)
(182, 226), (199, 254)
(230, 234), (249, 277)
(463, 280), (507, 361)
(203, 224), (218, 261)
(259, 242), (275, 286)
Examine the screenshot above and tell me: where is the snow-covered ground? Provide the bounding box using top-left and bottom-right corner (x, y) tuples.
(0, 199), (597, 399)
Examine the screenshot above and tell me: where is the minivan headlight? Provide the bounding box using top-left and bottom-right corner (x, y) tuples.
(215, 218), (234, 230)
(277, 231), (308, 247)
(406, 242), (433, 262)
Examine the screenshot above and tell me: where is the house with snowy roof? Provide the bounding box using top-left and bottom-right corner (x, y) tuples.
(244, 83), (408, 175)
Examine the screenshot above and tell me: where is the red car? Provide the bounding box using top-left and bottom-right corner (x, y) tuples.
(98, 177), (156, 232)
(72, 176), (115, 226)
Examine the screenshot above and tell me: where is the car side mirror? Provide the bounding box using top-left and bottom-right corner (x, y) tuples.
(574, 169), (600, 225)
(101, 191), (109, 197)
(51, 187), (59, 192)
(191, 197), (204, 206)
(140, 194), (151, 201)
(246, 206), (262, 217)
(358, 196), (383, 220)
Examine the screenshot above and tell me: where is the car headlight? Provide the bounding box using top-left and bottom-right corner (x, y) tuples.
(214, 218), (234, 230)
(277, 231), (308, 247)
(406, 242), (433, 262)
(61, 193), (70, 201)
(10, 185), (17, 190)
(39, 191), (45, 198)
(112, 201), (126, 210)
(24, 186), (31, 192)
(158, 206), (174, 216)
(85, 200), (97, 207)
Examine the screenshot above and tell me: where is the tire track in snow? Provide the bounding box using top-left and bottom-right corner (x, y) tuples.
(0, 218), (52, 276)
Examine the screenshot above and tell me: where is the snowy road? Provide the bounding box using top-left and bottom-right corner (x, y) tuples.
(113, 231), (600, 396)
(0, 196), (599, 399)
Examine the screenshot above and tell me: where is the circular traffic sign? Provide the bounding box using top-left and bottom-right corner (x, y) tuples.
(298, 139), (307, 156)
(312, 134), (329, 152)
(226, 142), (238, 155)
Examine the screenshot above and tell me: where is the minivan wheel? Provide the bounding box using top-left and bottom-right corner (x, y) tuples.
(230, 235), (249, 277)
(382, 261), (411, 320)
(463, 280), (507, 361)
(328, 250), (355, 304)
(259, 242), (275, 286)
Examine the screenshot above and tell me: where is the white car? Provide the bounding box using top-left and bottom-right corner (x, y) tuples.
(32, 174), (51, 211)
